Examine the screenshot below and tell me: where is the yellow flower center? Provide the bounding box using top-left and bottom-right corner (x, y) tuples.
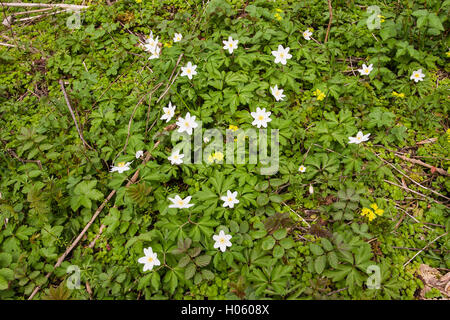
(147, 257), (153, 263)
(118, 162), (125, 167)
(177, 200), (184, 206)
(185, 121), (190, 127)
(415, 73), (420, 78)
(186, 68), (191, 74)
(280, 53), (284, 58)
(258, 115), (264, 120)
(220, 238), (225, 244)
(228, 197), (232, 202)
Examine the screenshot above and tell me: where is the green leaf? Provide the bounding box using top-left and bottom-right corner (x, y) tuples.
(310, 243), (324, 256)
(185, 263), (196, 280)
(314, 255), (327, 274)
(195, 255), (212, 267)
(262, 236), (276, 250)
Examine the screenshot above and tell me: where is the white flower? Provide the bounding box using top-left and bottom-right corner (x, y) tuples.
(348, 131), (371, 144)
(168, 195), (195, 209)
(160, 102), (176, 122)
(213, 230), (232, 252)
(270, 85), (286, 101)
(271, 45), (292, 65)
(309, 184), (314, 194)
(223, 36), (239, 54)
(138, 247), (161, 272)
(181, 61), (197, 80)
(410, 69), (425, 82)
(203, 136), (210, 143)
(358, 63), (373, 76)
(251, 107), (272, 128)
(220, 190), (239, 208)
(110, 161), (132, 173)
(176, 112), (198, 135)
(299, 165), (306, 173)
(144, 35), (159, 52)
(303, 29), (312, 40)
(148, 46), (160, 60)
(135, 150), (144, 159)
(173, 33), (182, 42)
(168, 149), (184, 165)
(145, 31), (154, 43)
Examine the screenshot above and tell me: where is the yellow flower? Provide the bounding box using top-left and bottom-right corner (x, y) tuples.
(228, 125), (239, 132)
(370, 203), (384, 216)
(164, 42), (172, 48)
(135, 0), (142, 3)
(276, 8), (283, 13)
(377, 15), (385, 23)
(392, 91), (405, 99)
(274, 13), (282, 21)
(361, 205), (382, 222)
(207, 154), (214, 163)
(213, 151), (224, 162)
(313, 89), (325, 101)
(446, 51), (450, 58)
(446, 128), (450, 143)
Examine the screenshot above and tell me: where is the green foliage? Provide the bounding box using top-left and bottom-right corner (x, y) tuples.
(0, 0), (448, 300)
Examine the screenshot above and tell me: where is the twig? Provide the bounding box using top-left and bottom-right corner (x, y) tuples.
(28, 189), (117, 300)
(324, 0), (333, 43)
(394, 153), (449, 176)
(383, 179), (446, 206)
(403, 232), (448, 267)
(0, 3), (88, 9)
(2, 144), (43, 170)
(373, 151), (450, 201)
(87, 141), (162, 249)
(59, 80), (95, 151)
(282, 202), (311, 228)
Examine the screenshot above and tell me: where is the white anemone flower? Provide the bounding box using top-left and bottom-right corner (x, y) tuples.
(348, 131), (371, 144)
(223, 36), (239, 54)
(173, 33), (183, 42)
(410, 69), (425, 82)
(110, 161), (132, 173)
(168, 149), (184, 165)
(271, 45), (292, 65)
(168, 195), (195, 209)
(160, 102), (176, 122)
(220, 190), (239, 208)
(213, 230), (232, 252)
(270, 85), (286, 101)
(181, 61), (197, 80)
(148, 46), (160, 60)
(135, 150), (144, 159)
(358, 63), (373, 76)
(299, 165), (306, 173)
(251, 107), (272, 128)
(138, 247), (161, 272)
(176, 112), (198, 135)
(303, 29), (312, 40)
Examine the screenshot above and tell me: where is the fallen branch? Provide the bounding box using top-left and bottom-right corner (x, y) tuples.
(0, 3), (88, 9)
(324, 0), (333, 43)
(395, 153), (449, 176)
(383, 179), (446, 206)
(403, 232), (448, 267)
(59, 80), (95, 152)
(28, 145), (160, 300)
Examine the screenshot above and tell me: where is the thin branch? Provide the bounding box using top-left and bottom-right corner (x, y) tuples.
(59, 80), (95, 152)
(324, 0), (333, 43)
(394, 153), (449, 176)
(0, 3), (88, 9)
(403, 232), (448, 267)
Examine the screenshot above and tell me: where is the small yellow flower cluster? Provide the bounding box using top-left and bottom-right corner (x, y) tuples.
(228, 125), (239, 131)
(313, 89), (325, 101)
(446, 128), (450, 143)
(392, 91), (405, 99)
(207, 151), (224, 163)
(361, 203), (384, 222)
(274, 8), (283, 21)
(135, 0), (142, 3)
(377, 15), (385, 23)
